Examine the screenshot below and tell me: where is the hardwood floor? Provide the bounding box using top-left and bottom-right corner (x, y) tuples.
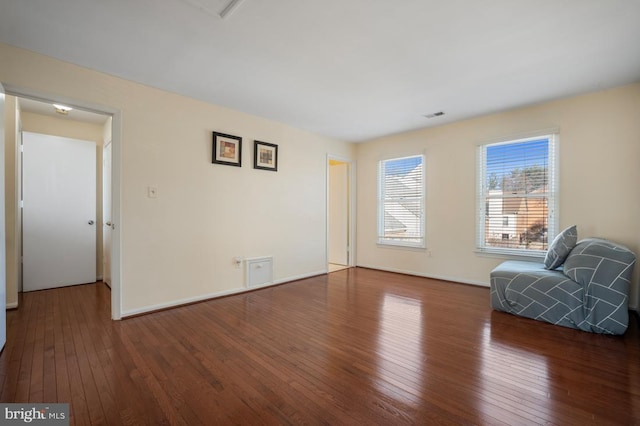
(2, 268), (639, 425)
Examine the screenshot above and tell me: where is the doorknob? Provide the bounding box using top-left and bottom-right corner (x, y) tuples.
(88, 220), (95, 225)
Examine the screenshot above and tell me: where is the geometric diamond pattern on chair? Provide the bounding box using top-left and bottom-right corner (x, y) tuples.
(491, 261), (585, 330)
(563, 238), (636, 335)
(491, 239), (636, 335)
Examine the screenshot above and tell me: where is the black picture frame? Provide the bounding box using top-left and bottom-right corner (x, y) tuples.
(212, 131), (242, 167)
(253, 140), (278, 171)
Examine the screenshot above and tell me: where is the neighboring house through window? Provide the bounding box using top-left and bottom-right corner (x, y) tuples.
(477, 133), (558, 255)
(378, 155), (425, 248)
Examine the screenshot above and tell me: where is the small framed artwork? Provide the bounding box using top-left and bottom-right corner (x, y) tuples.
(254, 140), (278, 171)
(212, 131), (242, 167)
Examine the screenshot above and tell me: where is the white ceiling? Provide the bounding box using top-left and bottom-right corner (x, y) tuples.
(1, 0), (639, 142)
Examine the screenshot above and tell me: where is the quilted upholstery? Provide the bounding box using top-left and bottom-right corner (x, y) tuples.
(490, 238), (636, 335)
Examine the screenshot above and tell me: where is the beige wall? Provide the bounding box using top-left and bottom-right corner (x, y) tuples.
(356, 83), (640, 309)
(3, 41), (638, 315)
(20, 111), (106, 282)
(0, 43), (354, 315)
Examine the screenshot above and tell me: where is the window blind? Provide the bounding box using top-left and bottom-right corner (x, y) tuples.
(477, 135), (557, 254)
(378, 155), (425, 247)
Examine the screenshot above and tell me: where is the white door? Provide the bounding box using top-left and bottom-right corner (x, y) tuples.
(23, 132), (96, 291)
(0, 85), (7, 351)
(102, 142), (112, 287)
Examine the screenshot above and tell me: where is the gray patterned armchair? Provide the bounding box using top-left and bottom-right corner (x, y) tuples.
(490, 238), (636, 335)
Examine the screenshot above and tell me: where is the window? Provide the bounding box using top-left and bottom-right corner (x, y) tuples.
(378, 155), (425, 248)
(477, 134), (558, 255)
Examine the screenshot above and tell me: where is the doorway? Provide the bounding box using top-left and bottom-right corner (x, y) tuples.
(2, 86), (122, 319)
(327, 156), (355, 272)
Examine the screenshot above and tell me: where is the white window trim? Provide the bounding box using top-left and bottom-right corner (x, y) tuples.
(476, 133), (559, 258)
(377, 154), (426, 249)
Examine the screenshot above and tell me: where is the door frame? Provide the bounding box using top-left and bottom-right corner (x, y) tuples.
(102, 141), (113, 288)
(0, 83), (7, 351)
(326, 154), (356, 270)
(3, 83), (123, 320)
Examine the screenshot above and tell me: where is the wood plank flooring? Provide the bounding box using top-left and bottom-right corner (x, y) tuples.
(2, 268), (640, 425)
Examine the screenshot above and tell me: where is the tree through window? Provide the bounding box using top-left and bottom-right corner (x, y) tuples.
(477, 134), (558, 254)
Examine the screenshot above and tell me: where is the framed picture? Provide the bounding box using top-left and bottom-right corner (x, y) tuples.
(212, 132), (242, 167)
(254, 140), (278, 171)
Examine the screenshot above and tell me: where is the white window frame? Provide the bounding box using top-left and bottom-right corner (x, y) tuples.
(476, 133), (559, 258)
(377, 155), (425, 248)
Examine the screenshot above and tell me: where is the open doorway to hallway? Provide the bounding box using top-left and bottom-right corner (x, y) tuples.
(7, 96), (112, 313)
(328, 157), (354, 273)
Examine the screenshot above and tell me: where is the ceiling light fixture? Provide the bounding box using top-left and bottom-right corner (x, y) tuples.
(219, 0), (246, 20)
(53, 104), (73, 115)
(424, 111), (445, 119)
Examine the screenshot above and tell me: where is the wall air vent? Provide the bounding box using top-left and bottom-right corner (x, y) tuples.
(245, 256), (273, 288)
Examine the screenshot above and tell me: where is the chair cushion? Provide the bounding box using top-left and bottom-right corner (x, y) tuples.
(544, 225), (577, 270)
(490, 260), (584, 330)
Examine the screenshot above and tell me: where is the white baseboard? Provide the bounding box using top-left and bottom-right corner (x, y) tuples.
(6, 301), (18, 309)
(357, 264), (640, 313)
(272, 270), (326, 285)
(121, 288), (249, 317)
(121, 270), (327, 318)
(356, 263), (490, 288)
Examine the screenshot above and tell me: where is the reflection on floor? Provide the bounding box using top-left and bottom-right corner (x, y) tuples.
(4, 269), (640, 424)
(328, 263), (349, 273)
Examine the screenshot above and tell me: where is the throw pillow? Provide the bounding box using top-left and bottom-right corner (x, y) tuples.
(544, 225), (578, 270)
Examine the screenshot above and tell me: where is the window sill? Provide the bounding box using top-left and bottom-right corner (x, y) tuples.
(475, 247), (546, 261)
(377, 241), (426, 251)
